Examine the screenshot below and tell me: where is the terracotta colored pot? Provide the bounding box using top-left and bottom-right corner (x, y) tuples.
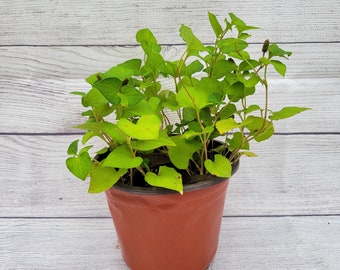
(105, 176), (232, 270)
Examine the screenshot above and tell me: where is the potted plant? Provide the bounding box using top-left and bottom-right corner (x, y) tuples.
(66, 11), (309, 270)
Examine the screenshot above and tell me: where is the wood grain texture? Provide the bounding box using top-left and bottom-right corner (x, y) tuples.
(1, 43), (339, 80)
(1, 0), (339, 45)
(0, 134), (339, 217)
(1, 216), (339, 269)
(0, 78), (337, 133)
(1, 0), (339, 269)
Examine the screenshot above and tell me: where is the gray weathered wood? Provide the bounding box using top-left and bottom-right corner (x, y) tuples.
(1, 43), (339, 80)
(1, 0), (339, 45)
(0, 134), (339, 217)
(0, 216), (339, 269)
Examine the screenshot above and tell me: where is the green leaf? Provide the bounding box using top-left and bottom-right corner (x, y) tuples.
(136, 28), (161, 54)
(229, 13), (259, 32)
(70, 91), (86, 97)
(219, 104), (237, 119)
(75, 122), (126, 145)
(131, 132), (176, 151)
(117, 114), (161, 140)
(259, 56), (271, 65)
(210, 59), (237, 79)
(179, 24), (205, 55)
(183, 126), (214, 139)
(270, 60), (286, 77)
(82, 88), (108, 108)
(269, 107), (310, 121)
(208, 11), (223, 37)
(66, 152), (91, 180)
(86, 73), (104, 85)
(216, 118), (239, 134)
(217, 38), (248, 53)
(226, 81), (244, 100)
(145, 166), (183, 194)
(67, 140), (79, 155)
(200, 107), (213, 126)
(238, 73), (260, 88)
(124, 100), (156, 116)
(204, 154), (232, 178)
(184, 60), (204, 76)
(143, 52), (166, 75)
(79, 145), (93, 155)
(245, 104), (261, 114)
(93, 78), (122, 104)
(121, 86), (144, 106)
(255, 122), (274, 142)
(240, 151), (258, 157)
(168, 136), (201, 169)
(104, 59), (142, 81)
(82, 131), (96, 144)
(183, 107), (197, 123)
(101, 122), (126, 144)
(161, 91), (179, 111)
(89, 166), (127, 193)
(103, 145), (143, 168)
(176, 86), (211, 110)
(208, 92), (223, 104)
(268, 44), (292, 59)
(228, 50), (250, 60)
(239, 59), (260, 71)
(246, 116), (274, 142)
(227, 132), (243, 149)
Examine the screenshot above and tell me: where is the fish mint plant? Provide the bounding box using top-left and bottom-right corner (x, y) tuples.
(66, 12), (309, 194)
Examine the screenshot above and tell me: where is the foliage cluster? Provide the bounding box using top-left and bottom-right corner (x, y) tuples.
(66, 12), (309, 194)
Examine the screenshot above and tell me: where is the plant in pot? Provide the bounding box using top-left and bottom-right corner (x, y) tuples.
(66, 11), (309, 270)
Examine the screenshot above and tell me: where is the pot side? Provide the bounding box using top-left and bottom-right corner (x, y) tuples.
(105, 178), (229, 270)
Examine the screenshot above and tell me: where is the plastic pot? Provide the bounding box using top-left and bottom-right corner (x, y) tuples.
(105, 174), (234, 270)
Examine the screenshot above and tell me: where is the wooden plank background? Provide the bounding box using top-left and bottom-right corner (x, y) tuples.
(0, 0), (339, 269)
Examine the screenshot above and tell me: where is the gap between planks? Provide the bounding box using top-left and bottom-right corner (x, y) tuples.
(0, 132), (339, 136)
(1, 214), (339, 220)
(0, 41), (339, 47)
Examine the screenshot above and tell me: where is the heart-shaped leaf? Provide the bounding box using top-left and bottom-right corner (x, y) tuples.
(89, 166), (127, 193)
(66, 152), (91, 180)
(117, 114), (161, 140)
(103, 145), (143, 168)
(216, 118), (239, 134)
(104, 59), (142, 80)
(145, 166), (183, 194)
(93, 77), (122, 104)
(168, 136), (201, 169)
(176, 86), (211, 110)
(204, 154), (232, 178)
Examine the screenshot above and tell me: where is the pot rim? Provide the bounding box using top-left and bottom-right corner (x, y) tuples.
(113, 158), (239, 195)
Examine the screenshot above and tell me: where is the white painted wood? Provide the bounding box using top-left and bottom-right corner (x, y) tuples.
(0, 134), (339, 217)
(1, 0), (339, 45)
(1, 0), (339, 268)
(1, 43), (339, 80)
(1, 216), (339, 269)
